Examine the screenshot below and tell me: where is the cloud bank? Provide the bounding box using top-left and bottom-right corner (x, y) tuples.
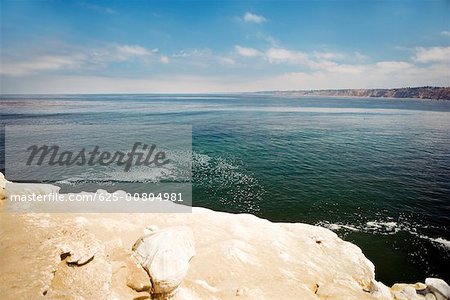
(1, 43), (448, 93)
(243, 12), (266, 24)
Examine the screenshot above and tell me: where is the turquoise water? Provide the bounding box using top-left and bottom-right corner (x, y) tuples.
(1, 94), (449, 284)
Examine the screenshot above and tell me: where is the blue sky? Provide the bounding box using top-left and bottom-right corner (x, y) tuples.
(1, 0), (449, 93)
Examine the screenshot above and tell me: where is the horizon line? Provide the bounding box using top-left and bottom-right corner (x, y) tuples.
(1, 86), (448, 96)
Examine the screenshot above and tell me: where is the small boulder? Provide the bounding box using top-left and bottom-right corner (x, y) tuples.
(126, 260), (152, 293)
(132, 226), (195, 297)
(391, 284), (418, 300)
(425, 278), (450, 300)
(57, 234), (103, 266)
(370, 281), (393, 300)
(417, 294), (437, 300)
(413, 282), (428, 292)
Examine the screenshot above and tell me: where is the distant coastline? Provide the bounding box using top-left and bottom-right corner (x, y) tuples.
(261, 86), (450, 100)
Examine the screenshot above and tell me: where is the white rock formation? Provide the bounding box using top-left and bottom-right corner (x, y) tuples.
(391, 284), (420, 300)
(57, 233), (103, 266)
(370, 281), (393, 300)
(0, 173), (5, 200)
(132, 226), (195, 297)
(0, 175), (449, 300)
(425, 278), (450, 300)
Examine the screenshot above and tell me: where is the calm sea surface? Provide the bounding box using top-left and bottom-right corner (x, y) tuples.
(1, 94), (449, 284)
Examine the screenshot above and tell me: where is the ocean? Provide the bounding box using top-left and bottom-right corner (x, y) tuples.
(1, 94), (449, 285)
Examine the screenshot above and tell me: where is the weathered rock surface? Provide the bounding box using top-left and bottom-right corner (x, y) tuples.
(271, 87), (450, 100)
(0, 173), (6, 200)
(0, 176), (449, 300)
(391, 284), (420, 300)
(425, 278), (450, 300)
(132, 226), (195, 297)
(370, 281), (393, 300)
(57, 232), (103, 266)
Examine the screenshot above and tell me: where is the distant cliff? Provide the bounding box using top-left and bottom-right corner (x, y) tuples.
(269, 87), (450, 100)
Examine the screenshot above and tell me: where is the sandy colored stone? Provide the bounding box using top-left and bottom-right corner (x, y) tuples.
(133, 293), (151, 300)
(0, 187), (5, 200)
(1, 176), (448, 300)
(417, 294), (437, 300)
(412, 282), (428, 291)
(58, 237), (102, 266)
(0, 173), (6, 200)
(425, 278), (450, 300)
(105, 244), (152, 299)
(132, 226), (195, 296)
(370, 281), (393, 300)
(126, 259), (152, 292)
(44, 256), (112, 299)
(391, 284), (419, 300)
(0, 197), (389, 300)
(425, 293), (437, 300)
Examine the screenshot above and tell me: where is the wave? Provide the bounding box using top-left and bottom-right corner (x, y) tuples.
(56, 149), (192, 185)
(192, 152), (264, 213)
(318, 220), (399, 235)
(53, 151), (264, 213)
(319, 220), (450, 250)
(419, 236), (450, 250)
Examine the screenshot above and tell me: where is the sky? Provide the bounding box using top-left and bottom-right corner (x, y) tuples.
(0, 0), (449, 93)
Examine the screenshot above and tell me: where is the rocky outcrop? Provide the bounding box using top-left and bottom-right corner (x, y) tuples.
(386, 280), (450, 300)
(269, 87), (450, 100)
(132, 226), (195, 298)
(425, 278), (450, 300)
(0, 175), (449, 299)
(390, 283), (428, 300)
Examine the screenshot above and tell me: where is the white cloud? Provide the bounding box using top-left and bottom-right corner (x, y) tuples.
(412, 46), (450, 63)
(265, 48), (309, 65)
(115, 45), (153, 60)
(2, 42), (448, 92)
(374, 61), (413, 72)
(171, 49), (214, 58)
(0, 44), (166, 76)
(235, 46), (347, 70)
(80, 3), (117, 14)
(313, 51), (345, 60)
(2, 60), (447, 94)
(235, 45), (262, 57)
(441, 30), (450, 37)
(239, 60), (448, 91)
(243, 12), (266, 24)
(169, 48), (238, 69)
(160, 55), (169, 63)
(353, 51), (369, 62)
(0, 74), (249, 94)
(253, 33), (279, 47)
(219, 57), (236, 65)
(0, 54), (86, 76)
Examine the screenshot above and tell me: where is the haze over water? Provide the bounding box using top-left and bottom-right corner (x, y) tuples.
(1, 94), (449, 284)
